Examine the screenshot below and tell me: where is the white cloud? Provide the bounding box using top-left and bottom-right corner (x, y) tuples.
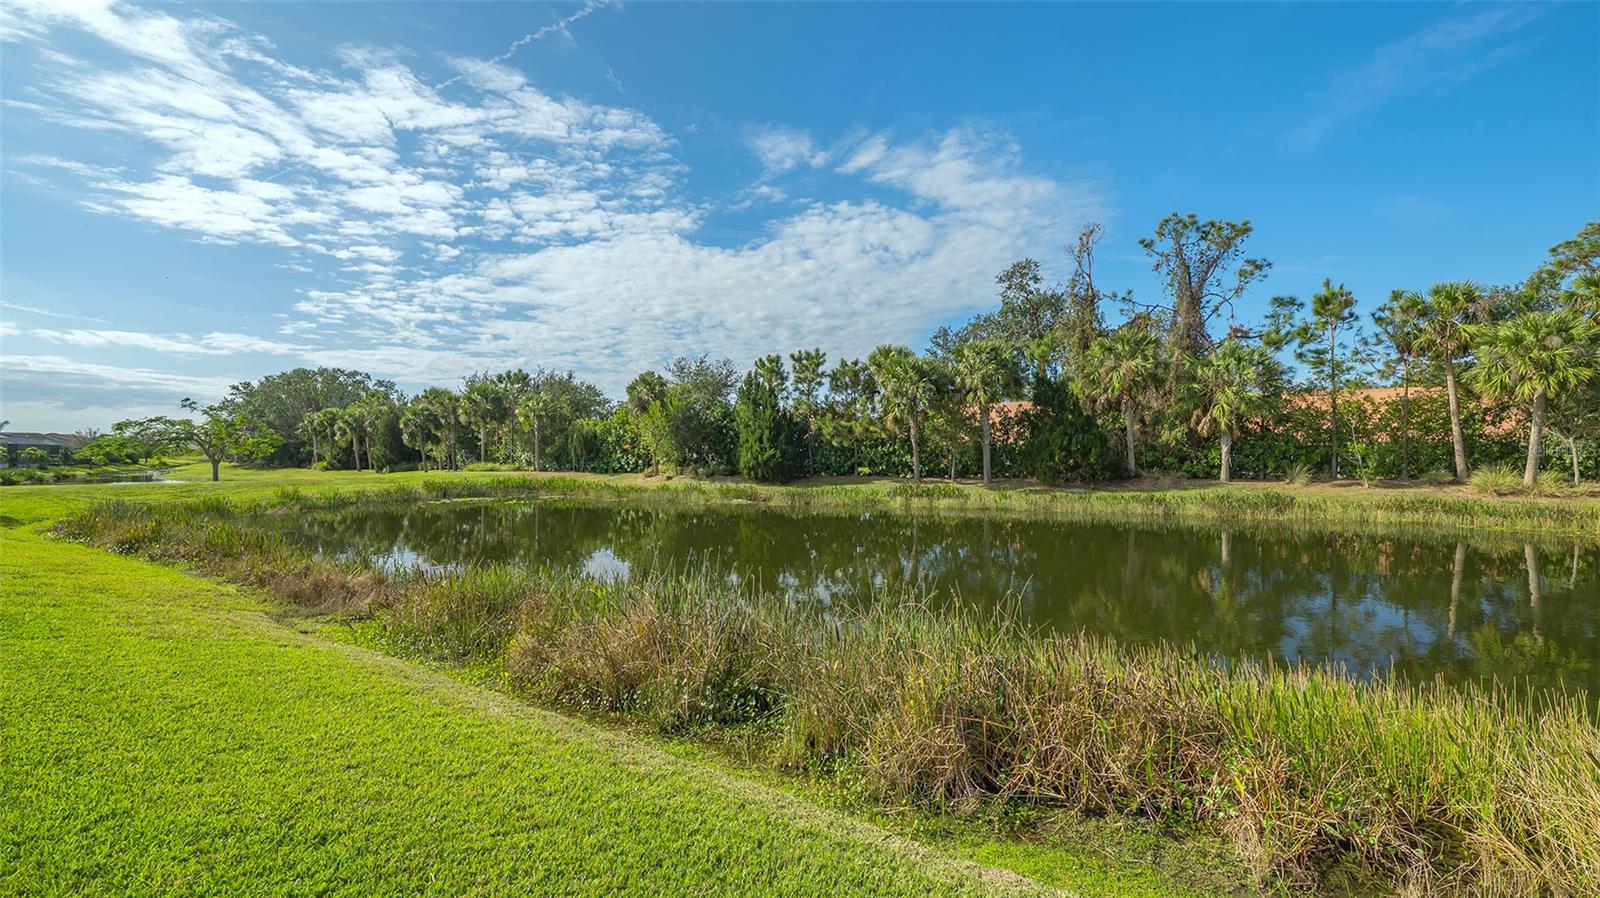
(842, 129), (1059, 220)
(0, 354), (240, 430)
(30, 328), (302, 356)
(1, 0), (1103, 421)
(83, 175), (312, 246)
(17, 154), (123, 179)
(1289, 6), (1547, 148)
(748, 126), (828, 177)
(0, 300), (109, 324)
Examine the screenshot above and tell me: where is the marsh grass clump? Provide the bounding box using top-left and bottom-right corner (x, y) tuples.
(55, 497), (383, 613)
(1469, 464), (1524, 496)
(507, 570), (789, 732)
(1533, 468), (1570, 497)
(885, 482), (965, 500)
(381, 564), (542, 661)
(781, 609), (1230, 820)
(1282, 462), (1315, 487)
(54, 492), (1600, 896)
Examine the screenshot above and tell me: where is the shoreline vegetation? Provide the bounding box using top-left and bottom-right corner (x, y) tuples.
(9, 461), (1599, 539)
(459, 468), (1600, 539)
(35, 472), (1600, 897)
(0, 459), (168, 486)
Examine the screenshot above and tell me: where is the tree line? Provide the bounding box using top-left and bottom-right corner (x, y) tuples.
(106, 215), (1599, 487)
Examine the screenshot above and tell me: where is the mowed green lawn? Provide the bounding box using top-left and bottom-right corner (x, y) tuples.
(1, 514), (1060, 897)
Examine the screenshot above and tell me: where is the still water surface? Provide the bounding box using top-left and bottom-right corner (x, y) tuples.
(284, 499), (1600, 694)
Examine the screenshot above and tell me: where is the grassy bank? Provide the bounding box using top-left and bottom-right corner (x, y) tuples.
(2, 508), (1089, 897)
(4, 479), (1260, 898)
(10, 460), (1597, 542)
(52, 489), (1600, 896)
(188, 462), (1600, 540)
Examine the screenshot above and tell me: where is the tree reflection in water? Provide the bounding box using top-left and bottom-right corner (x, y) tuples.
(280, 499), (1600, 695)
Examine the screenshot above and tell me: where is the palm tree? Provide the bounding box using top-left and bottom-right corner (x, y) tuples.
(458, 380), (505, 464)
(1420, 282), (1482, 481)
(1562, 272), (1600, 324)
(953, 338), (1018, 486)
(624, 372), (670, 474)
(1466, 310), (1599, 486)
(517, 391), (570, 473)
(1183, 339), (1281, 483)
(1372, 290), (1428, 480)
(626, 371), (668, 414)
(359, 394), (393, 469)
(1076, 327), (1159, 478)
(868, 345), (937, 480)
(418, 387), (460, 470)
(399, 399), (441, 470)
(300, 408), (341, 468)
(335, 398), (383, 472)
(296, 412), (322, 467)
(493, 369), (533, 460)
(320, 408), (342, 468)
(333, 408), (363, 472)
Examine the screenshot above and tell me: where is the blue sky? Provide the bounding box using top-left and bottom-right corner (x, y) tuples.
(1, 1), (1595, 431)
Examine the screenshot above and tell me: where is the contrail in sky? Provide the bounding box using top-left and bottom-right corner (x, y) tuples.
(438, 0), (617, 89)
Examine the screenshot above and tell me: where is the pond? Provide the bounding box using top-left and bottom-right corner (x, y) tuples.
(284, 498), (1600, 694)
(0, 470), (177, 486)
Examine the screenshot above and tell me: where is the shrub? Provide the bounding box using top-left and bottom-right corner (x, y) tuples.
(885, 481), (963, 500)
(465, 462), (520, 472)
(1469, 463), (1524, 496)
(1282, 462), (1314, 487)
(1533, 468), (1568, 497)
(1021, 374), (1117, 484)
(0, 468), (44, 486)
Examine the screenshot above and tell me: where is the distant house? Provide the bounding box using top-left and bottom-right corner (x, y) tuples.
(1284, 387), (1520, 436)
(975, 400), (1033, 443)
(0, 432), (86, 467)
